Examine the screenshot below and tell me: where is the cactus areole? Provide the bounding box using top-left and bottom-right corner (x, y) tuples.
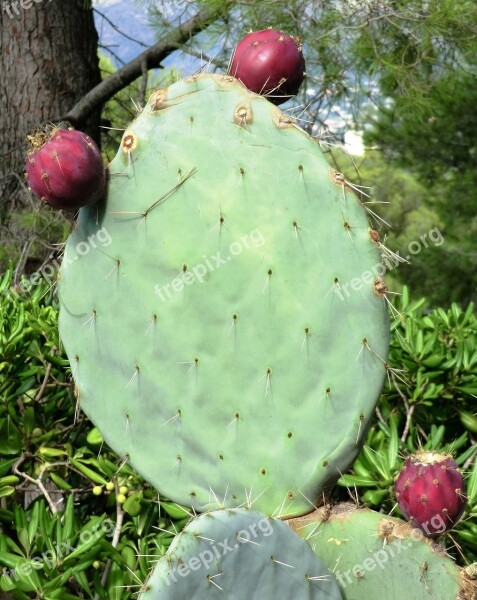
(395, 451), (467, 536)
(228, 29), (305, 104)
(58, 74), (389, 517)
(26, 128), (106, 209)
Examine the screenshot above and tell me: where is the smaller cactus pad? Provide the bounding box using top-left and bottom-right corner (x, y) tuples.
(288, 503), (477, 600)
(139, 508), (343, 600)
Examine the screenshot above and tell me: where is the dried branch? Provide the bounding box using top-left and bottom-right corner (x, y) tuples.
(65, 5), (226, 126)
(94, 481), (125, 600)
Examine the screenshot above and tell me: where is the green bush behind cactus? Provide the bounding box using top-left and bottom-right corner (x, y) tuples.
(336, 288), (477, 562)
(0, 267), (181, 599)
(0, 267), (476, 596)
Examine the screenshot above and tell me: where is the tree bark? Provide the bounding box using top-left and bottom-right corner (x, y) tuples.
(0, 0), (101, 222)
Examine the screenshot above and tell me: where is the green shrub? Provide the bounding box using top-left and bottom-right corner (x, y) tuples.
(0, 267), (182, 599)
(338, 288), (477, 562)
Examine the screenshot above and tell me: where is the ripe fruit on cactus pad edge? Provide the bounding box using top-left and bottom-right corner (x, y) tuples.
(395, 451), (466, 536)
(228, 29), (305, 105)
(26, 127), (106, 209)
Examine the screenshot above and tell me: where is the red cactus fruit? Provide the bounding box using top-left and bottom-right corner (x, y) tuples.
(395, 451), (466, 536)
(228, 29), (306, 105)
(26, 127), (106, 209)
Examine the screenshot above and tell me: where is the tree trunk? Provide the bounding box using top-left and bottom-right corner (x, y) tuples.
(0, 0), (101, 224)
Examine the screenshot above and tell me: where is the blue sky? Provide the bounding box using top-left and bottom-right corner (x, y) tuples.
(93, 0), (157, 65)
(92, 1), (203, 77)
(91, 0), (364, 149)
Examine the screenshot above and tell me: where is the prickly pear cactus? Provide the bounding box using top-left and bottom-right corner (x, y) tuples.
(139, 508), (343, 599)
(289, 503), (477, 600)
(58, 74), (389, 516)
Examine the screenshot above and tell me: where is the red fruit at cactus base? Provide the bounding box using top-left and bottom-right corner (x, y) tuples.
(26, 127), (106, 209)
(395, 451), (466, 536)
(228, 29), (306, 105)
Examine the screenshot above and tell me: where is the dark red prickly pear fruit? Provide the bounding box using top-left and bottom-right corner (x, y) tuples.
(26, 127), (106, 209)
(228, 29), (306, 105)
(395, 451), (466, 536)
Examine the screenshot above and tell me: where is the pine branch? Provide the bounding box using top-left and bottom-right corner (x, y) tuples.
(64, 5), (226, 126)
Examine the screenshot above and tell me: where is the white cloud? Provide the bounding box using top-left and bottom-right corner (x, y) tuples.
(344, 130), (365, 156)
(93, 0), (123, 7)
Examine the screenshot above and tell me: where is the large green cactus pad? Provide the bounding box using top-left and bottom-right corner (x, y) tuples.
(59, 74), (389, 516)
(289, 503), (477, 600)
(139, 508), (343, 599)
